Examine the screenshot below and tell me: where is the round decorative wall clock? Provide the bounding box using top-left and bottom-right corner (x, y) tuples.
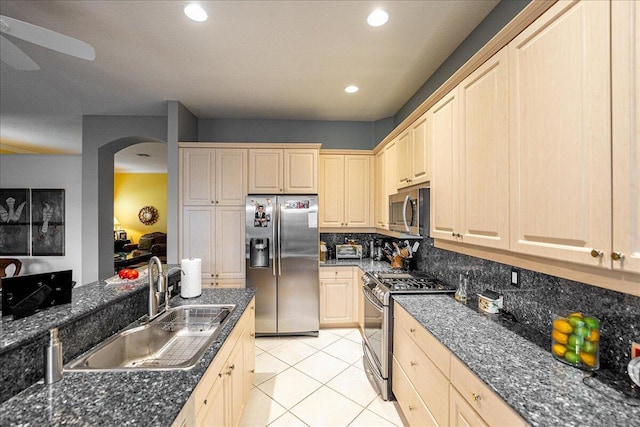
(138, 206), (158, 225)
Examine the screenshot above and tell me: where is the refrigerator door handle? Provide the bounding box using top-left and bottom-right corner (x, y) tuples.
(277, 203), (282, 276)
(272, 205), (277, 277)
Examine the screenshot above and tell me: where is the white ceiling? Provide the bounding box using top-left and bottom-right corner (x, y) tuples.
(0, 0), (499, 170)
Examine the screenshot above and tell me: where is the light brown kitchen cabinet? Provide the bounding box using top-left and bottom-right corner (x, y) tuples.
(248, 148), (318, 194)
(319, 267), (357, 327)
(612, 0), (640, 274)
(393, 304), (527, 427)
(508, 0), (611, 268)
(181, 148), (247, 206)
(181, 206), (245, 284)
(356, 267), (365, 334)
(374, 149), (387, 229)
(172, 298), (255, 427)
(430, 47), (509, 250)
(319, 152), (372, 228)
(397, 111), (431, 189)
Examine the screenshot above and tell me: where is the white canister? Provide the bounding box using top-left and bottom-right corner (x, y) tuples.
(477, 289), (504, 314)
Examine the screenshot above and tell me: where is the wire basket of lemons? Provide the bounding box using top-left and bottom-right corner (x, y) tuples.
(551, 312), (600, 370)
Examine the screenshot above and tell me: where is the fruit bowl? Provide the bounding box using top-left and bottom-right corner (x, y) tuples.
(551, 312), (600, 371)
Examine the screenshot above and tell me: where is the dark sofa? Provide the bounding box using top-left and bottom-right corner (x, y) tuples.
(123, 232), (167, 262)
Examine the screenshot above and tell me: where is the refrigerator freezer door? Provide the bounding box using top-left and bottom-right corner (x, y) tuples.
(246, 196), (277, 333)
(277, 196), (319, 334)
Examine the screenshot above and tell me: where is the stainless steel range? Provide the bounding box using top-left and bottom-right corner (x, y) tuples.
(361, 270), (455, 400)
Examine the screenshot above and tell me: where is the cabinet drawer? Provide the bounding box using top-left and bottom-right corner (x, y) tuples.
(450, 355), (527, 427)
(319, 267), (353, 279)
(449, 384), (488, 427)
(394, 303), (450, 378)
(392, 356), (440, 427)
(394, 321), (449, 426)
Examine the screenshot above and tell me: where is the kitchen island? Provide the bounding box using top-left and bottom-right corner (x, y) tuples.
(0, 286), (257, 426)
(393, 294), (640, 427)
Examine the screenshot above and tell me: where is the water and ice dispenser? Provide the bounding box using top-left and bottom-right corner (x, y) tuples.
(249, 238), (269, 268)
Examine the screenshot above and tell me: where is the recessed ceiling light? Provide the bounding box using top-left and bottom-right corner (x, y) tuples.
(345, 85), (359, 94)
(183, 3), (208, 22)
(367, 9), (389, 27)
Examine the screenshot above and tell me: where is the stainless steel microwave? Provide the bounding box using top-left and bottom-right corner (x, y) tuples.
(389, 188), (429, 237)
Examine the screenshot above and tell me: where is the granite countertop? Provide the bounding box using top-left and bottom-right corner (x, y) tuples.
(320, 258), (392, 272)
(0, 265), (180, 351)
(0, 288), (257, 427)
(393, 294), (640, 427)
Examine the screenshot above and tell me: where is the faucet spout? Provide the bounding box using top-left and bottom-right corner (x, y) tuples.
(148, 256), (164, 319)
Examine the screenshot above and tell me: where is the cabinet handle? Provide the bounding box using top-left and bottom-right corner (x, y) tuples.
(611, 252), (625, 261)
(472, 393), (481, 402)
(590, 249), (604, 258)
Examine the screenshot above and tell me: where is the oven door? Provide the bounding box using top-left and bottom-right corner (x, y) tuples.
(362, 285), (388, 376)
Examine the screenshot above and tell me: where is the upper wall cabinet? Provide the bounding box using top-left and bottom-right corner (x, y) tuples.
(611, 0), (640, 274)
(248, 148), (318, 194)
(319, 152), (372, 228)
(508, 0), (612, 268)
(181, 148), (247, 206)
(397, 111), (431, 189)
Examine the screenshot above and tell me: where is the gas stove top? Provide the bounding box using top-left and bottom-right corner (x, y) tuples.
(362, 270), (456, 304)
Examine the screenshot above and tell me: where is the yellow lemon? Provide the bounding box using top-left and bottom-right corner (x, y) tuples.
(585, 329), (600, 342)
(552, 344), (567, 357)
(553, 319), (573, 334)
(580, 353), (597, 367)
(569, 312), (583, 318)
(552, 330), (569, 345)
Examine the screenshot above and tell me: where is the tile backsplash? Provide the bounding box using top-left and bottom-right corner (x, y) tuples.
(321, 233), (640, 375)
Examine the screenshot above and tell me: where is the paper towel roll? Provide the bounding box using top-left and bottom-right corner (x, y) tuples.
(180, 258), (202, 298)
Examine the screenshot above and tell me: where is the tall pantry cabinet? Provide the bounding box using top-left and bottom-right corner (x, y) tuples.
(180, 147), (247, 288)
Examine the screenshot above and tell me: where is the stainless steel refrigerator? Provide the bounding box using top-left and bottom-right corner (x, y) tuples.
(245, 195), (319, 336)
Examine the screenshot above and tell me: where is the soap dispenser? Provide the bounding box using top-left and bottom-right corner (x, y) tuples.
(455, 273), (468, 304)
(44, 328), (63, 384)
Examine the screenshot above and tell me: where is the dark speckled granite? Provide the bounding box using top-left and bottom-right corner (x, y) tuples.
(393, 295), (640, 427)
(0, 287), (257, 426)
(0, 266), (178, 403)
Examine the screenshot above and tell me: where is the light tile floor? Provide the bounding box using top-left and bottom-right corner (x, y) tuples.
(241, 328), (407, 427)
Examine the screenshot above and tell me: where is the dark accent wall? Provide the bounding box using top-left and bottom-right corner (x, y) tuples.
(394, 0), (532, 125)
(198, 118), (394, 150)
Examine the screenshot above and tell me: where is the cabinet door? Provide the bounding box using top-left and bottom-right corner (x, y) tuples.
(182, 206), (216, 279)
(458, 47), (509, 250)
(374, 150), (387, 229)
(430, 89), (459, 242)
(215, 206), (246, 279)
(249, 149), (283, 194)
(228, 340), (245, 427)
(319, 268), (354, 324)
(385, 139), (398, 208)
(396, 129), (411, 188)
(410, 112), (430, 186)
(243, 303), (256, 403)
(449, 385), (488, 427)
(198, 372), (226, 427)
(508, 0), (611, 267)
(182, 148), (215, 205)
(215, 149), (247, 205)
(319, 155), (345, 227)
(344, 155), (371, 227)
(284, 149), (318, 194)
(612, 0), (640, 274)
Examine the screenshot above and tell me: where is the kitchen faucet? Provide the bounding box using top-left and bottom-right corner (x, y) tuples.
(148, 256), (166, 319)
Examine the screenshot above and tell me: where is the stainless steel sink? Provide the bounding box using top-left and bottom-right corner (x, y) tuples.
(65, 304), (235, 371)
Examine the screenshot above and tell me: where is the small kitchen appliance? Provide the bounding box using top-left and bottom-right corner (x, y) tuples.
(477, 289), (503, 314)
(361, 270), (455, 400)
(336, 244), (362, 259)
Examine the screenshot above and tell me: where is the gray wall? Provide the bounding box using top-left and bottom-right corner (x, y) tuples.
(199, 118), (393, 150)
(395, 0), (531, 124)
(0, 154), (83, 282)
(82, 115), (167, 283)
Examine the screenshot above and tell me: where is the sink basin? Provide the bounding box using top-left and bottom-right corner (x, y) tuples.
(66, 304), (235, 371)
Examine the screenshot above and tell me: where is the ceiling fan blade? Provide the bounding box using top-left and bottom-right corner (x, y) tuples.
(0, 35), (39, 70)
(0, 15), (95, 61)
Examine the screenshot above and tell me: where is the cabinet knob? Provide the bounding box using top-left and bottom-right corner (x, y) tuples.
(204, 399), (208, 405)
(472, 393), (481, 402)
(410, 361), (417, 367)
(590, 249), (604, 258)
(456, 233), (462, 238)
(611, 252), (625, 261)
(211, 200), (215, 204)
(211, 274), (215, 277)
(250, 369), (255, 373)
(229, 364), (235, 371)
(410, 328), (416, 333)
(451, 232), (456, 237)
(408, 405), (416, 411)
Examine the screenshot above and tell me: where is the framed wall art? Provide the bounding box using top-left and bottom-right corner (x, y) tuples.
(0, 189), (30, 256)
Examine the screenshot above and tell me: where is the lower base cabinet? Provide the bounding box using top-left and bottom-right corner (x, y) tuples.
(393, 304), (528, 427)
(172, 298), (256, 427)
(319, 267), (357, 327)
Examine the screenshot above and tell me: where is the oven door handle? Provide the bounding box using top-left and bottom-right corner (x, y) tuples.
(363, 286), (384, 311)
